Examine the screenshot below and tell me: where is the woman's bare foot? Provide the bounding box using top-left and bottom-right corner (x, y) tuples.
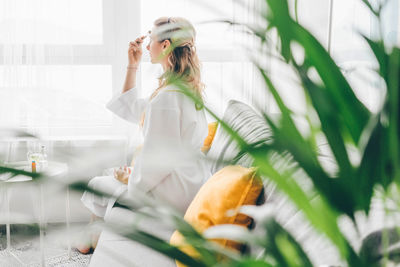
(76, 233), (93, 254)
(76, 243), (92, 254)
(76, 214), (102, 254)
(76, 231), (100, 254)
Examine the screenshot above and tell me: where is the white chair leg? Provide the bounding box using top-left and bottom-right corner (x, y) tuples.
(6, 185), (11, 250)
(39, 184), (45, 267)
(66, 186), (72, 259)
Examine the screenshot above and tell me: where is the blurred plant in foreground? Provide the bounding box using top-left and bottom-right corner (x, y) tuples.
(1, 0), (400, 266)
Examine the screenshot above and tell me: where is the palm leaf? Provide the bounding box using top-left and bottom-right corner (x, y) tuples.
(263, 0), (370, 145)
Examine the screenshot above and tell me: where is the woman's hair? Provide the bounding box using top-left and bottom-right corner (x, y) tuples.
(150, 17), (205, 102)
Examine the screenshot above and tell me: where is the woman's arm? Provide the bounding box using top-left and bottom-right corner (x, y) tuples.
(122, 36), (146, 93)
(106, 36), (148, 124)
(122, 68), (138, 93)
(106, 86), (149, 124)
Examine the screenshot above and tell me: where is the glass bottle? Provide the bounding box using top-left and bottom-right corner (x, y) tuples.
(39, 145), (48, 170)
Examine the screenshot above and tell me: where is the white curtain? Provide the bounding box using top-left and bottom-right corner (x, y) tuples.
(0, 0), (113, 138)
(1, 0), (398, 138)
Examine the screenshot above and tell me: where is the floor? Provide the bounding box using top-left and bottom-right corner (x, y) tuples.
(0, 223), (92, 267)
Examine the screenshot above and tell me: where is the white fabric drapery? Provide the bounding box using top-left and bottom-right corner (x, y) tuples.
(0, 0), (398, 140)
(0, 0), (115, 138)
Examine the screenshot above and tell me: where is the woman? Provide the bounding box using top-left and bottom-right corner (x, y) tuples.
(79, 17), (210, 253)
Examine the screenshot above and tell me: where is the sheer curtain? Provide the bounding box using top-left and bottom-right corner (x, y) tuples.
(0, 0), (117, 138)
(1, 0), (398, 138)
(0, 1), (140, 225)
(0, 0), (144, 170)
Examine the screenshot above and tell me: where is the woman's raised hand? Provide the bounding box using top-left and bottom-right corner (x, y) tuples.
(128, 36), (146, 67)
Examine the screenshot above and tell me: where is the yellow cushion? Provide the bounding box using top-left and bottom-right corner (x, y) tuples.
(201, 122), (218, 153)
(170, 165), (263, 266)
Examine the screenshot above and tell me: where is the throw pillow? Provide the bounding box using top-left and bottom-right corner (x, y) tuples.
(201, 122), (218, 153)
(170, 165), (263, 266)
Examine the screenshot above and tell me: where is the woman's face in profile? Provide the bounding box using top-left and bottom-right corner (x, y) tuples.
(146, 28), (168, 64)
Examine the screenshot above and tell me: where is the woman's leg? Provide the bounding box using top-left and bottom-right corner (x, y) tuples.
(89, 213), (102, 249)
(81, 176), (125, 218)
(90, 213), (101, 222)
(78, 176), (126, 253)
(76, 213), (103, 254)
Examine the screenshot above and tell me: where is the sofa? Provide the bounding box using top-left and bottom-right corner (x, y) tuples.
(88, 99), (394, 267)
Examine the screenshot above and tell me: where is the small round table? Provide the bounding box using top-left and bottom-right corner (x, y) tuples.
(1, 161), (70, 266)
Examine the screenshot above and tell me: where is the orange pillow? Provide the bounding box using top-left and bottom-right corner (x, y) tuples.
(201, 122), (218, 153)
(170, 165), (263, 266)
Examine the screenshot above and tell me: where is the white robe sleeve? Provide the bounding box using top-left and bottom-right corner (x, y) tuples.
(106, 88), (148, 124)
(128, 91), (182, 193)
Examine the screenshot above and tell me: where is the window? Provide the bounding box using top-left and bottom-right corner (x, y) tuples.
(0, 0), (134, 137)
(0, 0), (103, 45)
(267, 0), (398, 114)
(0, 0), (397, 138)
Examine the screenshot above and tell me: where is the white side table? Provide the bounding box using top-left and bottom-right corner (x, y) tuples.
(1, 161), (70, 266)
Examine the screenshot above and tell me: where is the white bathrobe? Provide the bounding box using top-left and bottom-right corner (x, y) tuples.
(81, 85), (210, 216)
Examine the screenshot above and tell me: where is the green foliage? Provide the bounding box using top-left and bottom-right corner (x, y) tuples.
(1, 0), (399, 266)
(171, 0), (400, 265)
(237, 0), (398, 265)
(112, 0), (399, 265)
